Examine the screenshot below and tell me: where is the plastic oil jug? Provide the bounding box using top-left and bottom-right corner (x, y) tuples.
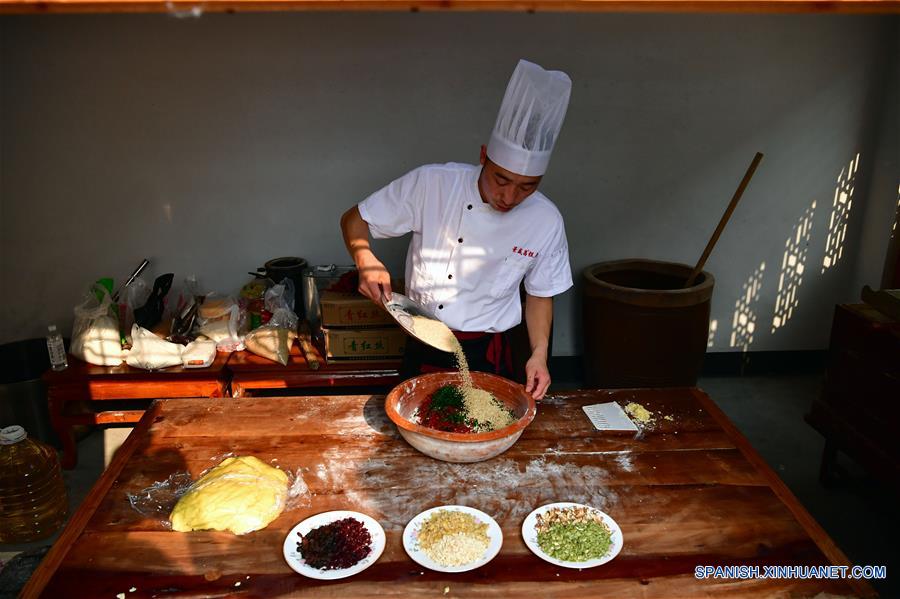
(0, 425), (68, 543)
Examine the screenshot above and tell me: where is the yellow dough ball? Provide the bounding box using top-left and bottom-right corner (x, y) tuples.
(170, 456), (289, 535)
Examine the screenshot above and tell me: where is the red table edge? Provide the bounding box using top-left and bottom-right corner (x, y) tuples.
(690, 388), (876, 598)
(20, 401), (163, 599)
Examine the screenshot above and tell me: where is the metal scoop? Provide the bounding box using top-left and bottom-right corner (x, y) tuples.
(382, 292), (456, 353)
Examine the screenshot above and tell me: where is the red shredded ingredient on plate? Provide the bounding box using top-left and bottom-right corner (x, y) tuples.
(297, 517), (372, 570)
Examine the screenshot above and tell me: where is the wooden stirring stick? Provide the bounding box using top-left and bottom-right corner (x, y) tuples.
(685, 152), (764, 288)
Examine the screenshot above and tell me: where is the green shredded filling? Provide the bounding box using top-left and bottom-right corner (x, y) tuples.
(429, 385), (465, 410)
(537, 521), (612, 562)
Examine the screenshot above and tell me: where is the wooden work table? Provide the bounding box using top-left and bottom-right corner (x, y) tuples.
(23, 388), (872, 597)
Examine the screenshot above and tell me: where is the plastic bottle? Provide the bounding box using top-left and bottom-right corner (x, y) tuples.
(46, 325), (68, 371)
(0, 425), (68, 543)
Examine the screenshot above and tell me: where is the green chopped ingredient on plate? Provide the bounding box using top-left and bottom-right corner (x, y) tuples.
(536, 521), (612, 562)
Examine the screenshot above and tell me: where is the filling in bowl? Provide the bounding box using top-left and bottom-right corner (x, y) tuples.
(415, 384), (516, 433)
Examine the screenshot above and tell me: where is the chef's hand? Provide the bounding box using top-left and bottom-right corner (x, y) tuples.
(525, 353), (551, 401)
(357, 257), (393, 304)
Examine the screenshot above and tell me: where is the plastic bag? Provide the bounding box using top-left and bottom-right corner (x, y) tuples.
(120, 277), (152, 341)
(126, 454), (311, 534)
(244, 281), (299, 365)
(240, 276), (274, 331)
(134, 273), (174, 332)
(167, 275), (206, 344)
(181, 338), (216, 368)
(244, 328), (297, 365)
(125, 325), (184, 370)
(266, 278), (298, 318)
(70, 285), (123, 366)
(165, 275), (200, 328)
(196, 294), (245, 352)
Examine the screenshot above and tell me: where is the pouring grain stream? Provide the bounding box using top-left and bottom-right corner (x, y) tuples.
(410, 315), (515, 431)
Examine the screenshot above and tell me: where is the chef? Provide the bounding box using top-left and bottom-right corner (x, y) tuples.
(340, 59), (573, 400)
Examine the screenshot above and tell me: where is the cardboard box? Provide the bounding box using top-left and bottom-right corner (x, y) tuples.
(323, 326), (406, 359)
(319, 290), (395, 327)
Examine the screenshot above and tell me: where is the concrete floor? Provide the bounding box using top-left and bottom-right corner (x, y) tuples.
(701, 374), (897, 597)
(1, 374), (896, 596)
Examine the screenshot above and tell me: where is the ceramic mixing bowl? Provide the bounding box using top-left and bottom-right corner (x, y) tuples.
(384, 371), (536, 463)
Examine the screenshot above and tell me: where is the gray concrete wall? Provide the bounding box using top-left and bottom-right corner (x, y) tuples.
(851, 20), (899, 292)
(1, 13), (896, 355)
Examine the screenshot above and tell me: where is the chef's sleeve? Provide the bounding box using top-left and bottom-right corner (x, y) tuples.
(524, 220), (574, 297)
(357, 166), (426, 239)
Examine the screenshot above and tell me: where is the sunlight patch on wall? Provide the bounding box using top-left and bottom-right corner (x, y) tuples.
(707, 319), (718, 348)
(772, 201), (816, 334)
(822, 154), (859, 273)
(730, 262), (765, 353)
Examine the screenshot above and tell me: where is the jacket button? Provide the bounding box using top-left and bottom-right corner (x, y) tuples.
(448, 274), (453, 279)
(467, 204), (473, 210)
(458, 238), (463, 243)
(438, 304), (444, 310)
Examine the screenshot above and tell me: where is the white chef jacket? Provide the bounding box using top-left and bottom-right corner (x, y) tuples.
(358, 163), (573, 333)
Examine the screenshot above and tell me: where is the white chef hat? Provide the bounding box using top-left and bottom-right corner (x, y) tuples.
(486, 59), (572, 177)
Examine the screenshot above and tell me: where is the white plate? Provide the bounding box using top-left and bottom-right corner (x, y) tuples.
(403, 505), (503, 573)
(283, 510), (386, 580)
(521, 502), (623, 569)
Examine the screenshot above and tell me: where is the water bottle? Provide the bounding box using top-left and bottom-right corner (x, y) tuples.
(0, 425), (68, 543)
(46, 324), (68, 371)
